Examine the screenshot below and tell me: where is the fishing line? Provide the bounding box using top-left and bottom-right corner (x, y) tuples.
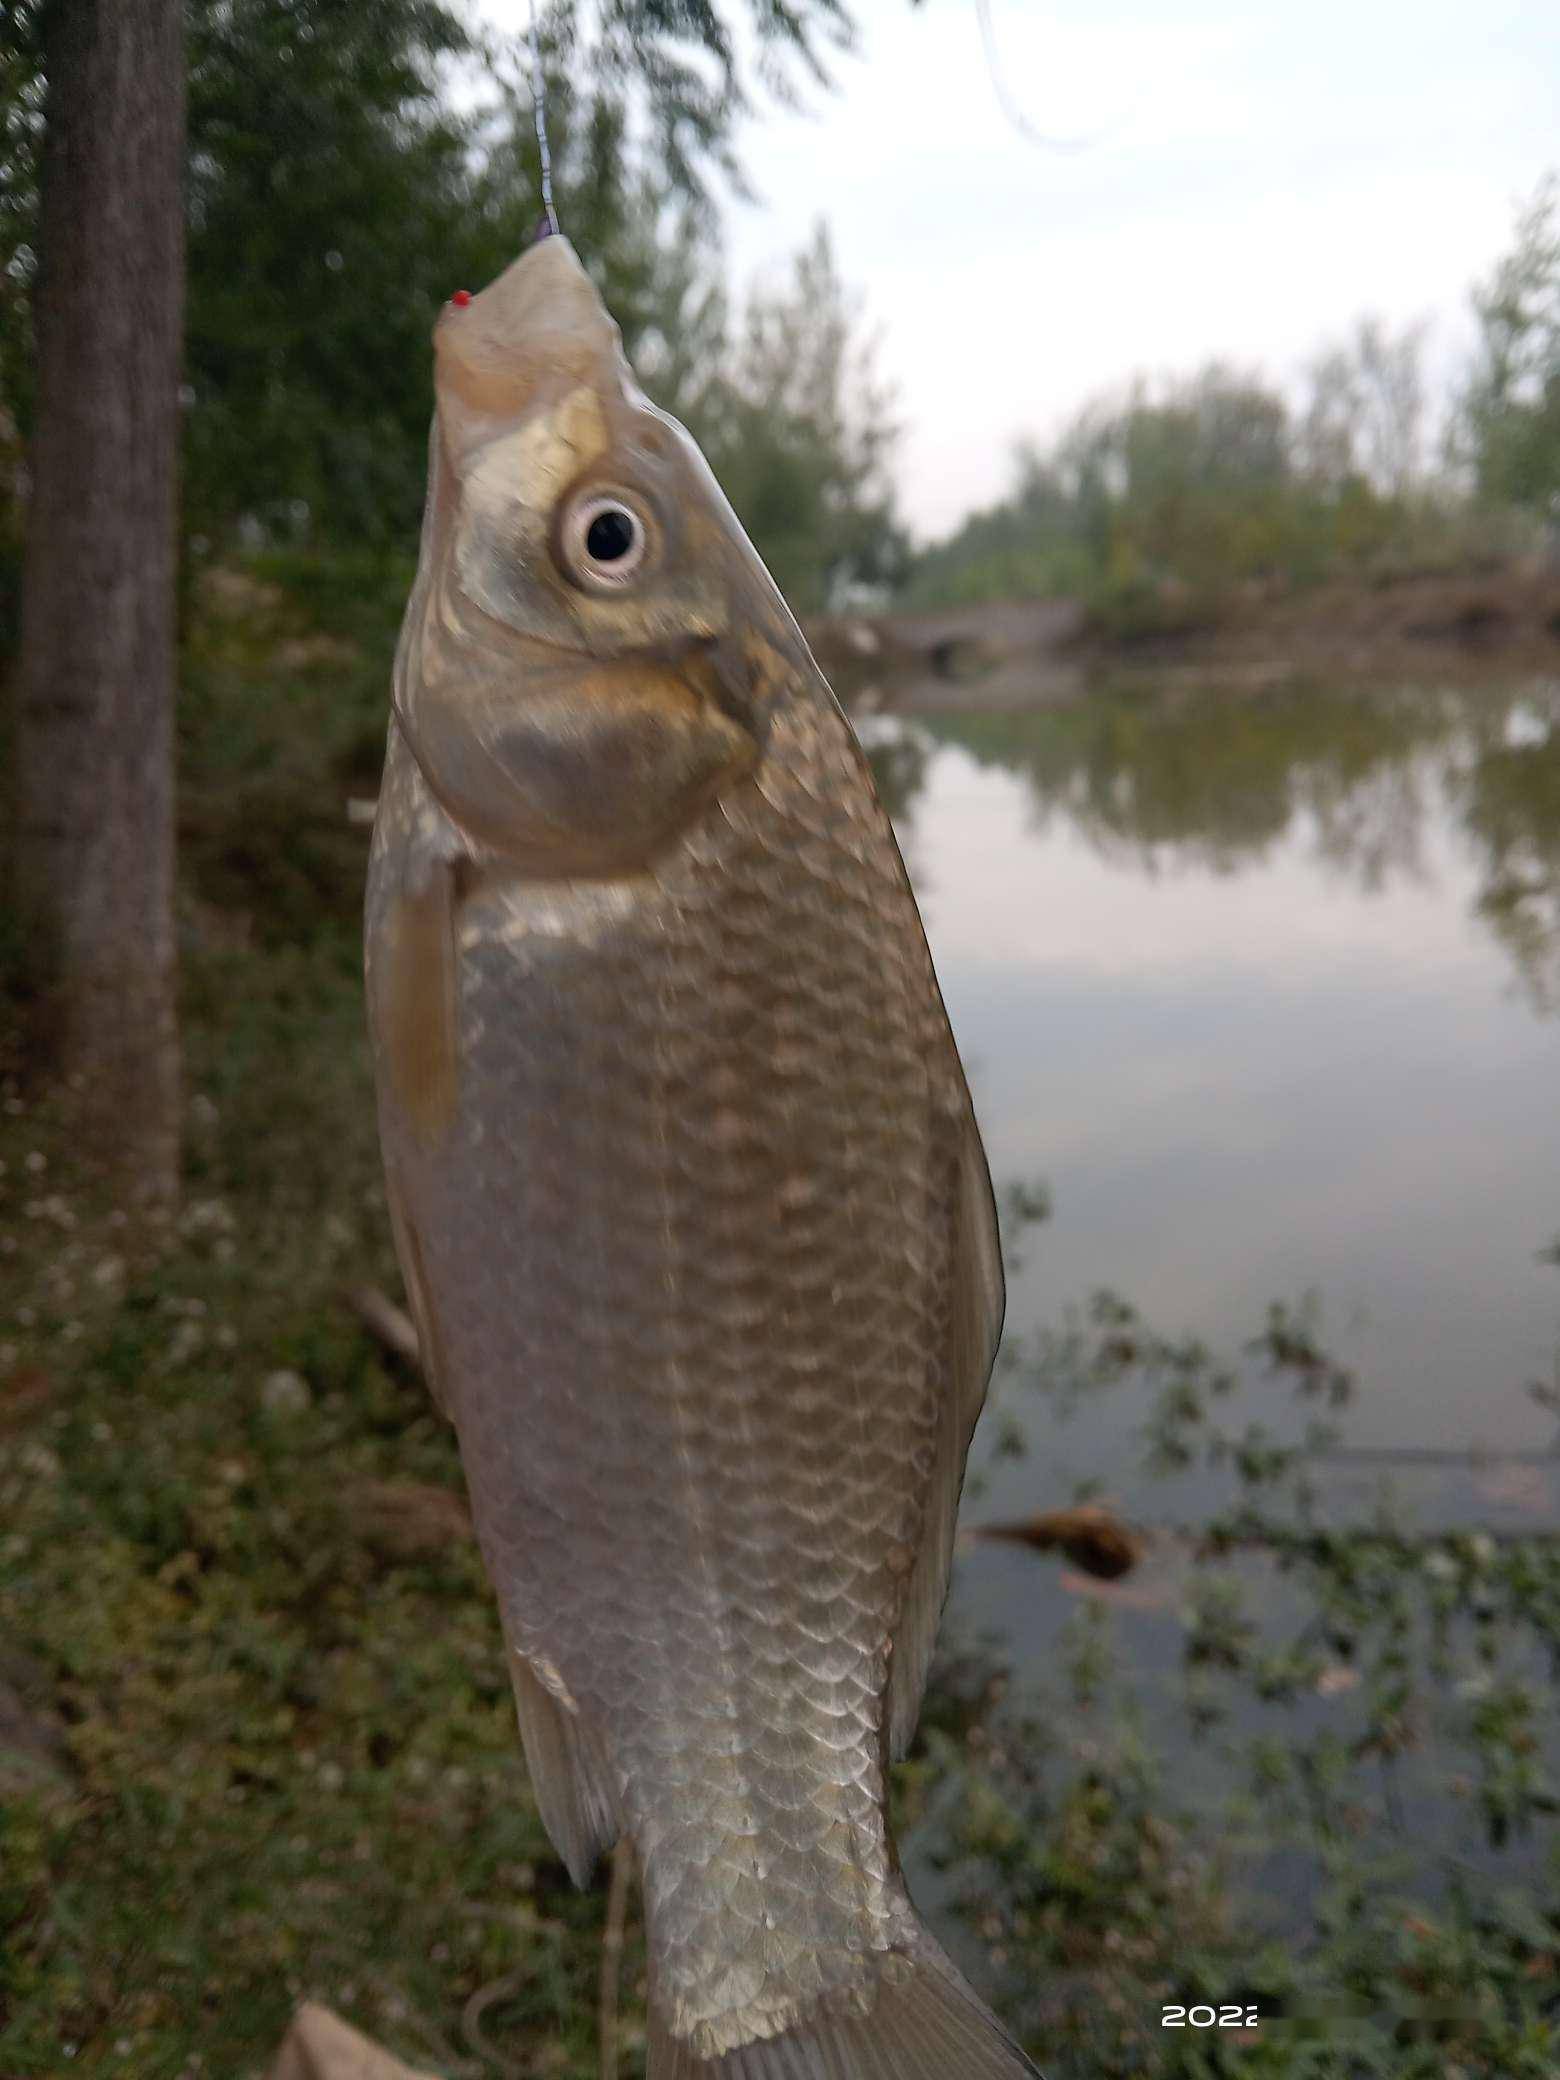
(974, 0), (1109, 155)
(529, 0), (560, 237)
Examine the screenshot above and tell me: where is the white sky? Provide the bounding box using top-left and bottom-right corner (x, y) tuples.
(483, 0), (1560, 538)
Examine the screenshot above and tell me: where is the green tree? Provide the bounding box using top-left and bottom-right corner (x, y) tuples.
(2, 0), (875, 1138)
(692, 223), (905, 610)
(1460, 176), (1560, 520)
(3, 0), (864, 554)
(1056, 365), (1293, 597)
(908, 346), (1452, 615)
(1298, 317), (1427, 501)
(626, 198), (732, 435)
(905, 440), (1091, 607)
(183, 0), (480, 543)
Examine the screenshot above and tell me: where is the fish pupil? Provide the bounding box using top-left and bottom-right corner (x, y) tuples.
(585, 508), (636, 562)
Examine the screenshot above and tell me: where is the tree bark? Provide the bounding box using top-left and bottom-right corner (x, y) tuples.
(13, 0), (185, 1205)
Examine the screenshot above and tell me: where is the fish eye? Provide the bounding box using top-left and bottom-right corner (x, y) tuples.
(556, 489), (652, 593)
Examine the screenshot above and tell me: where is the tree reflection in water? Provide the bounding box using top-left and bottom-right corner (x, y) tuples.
(1459, 704), (1560, 1014)
(864, 678), (1560, 1014)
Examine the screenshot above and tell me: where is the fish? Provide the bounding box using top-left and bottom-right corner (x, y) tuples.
(364, 234), (1036, 2080)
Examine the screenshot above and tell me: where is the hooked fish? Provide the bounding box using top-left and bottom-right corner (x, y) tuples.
(365, 235), (1035, 2080)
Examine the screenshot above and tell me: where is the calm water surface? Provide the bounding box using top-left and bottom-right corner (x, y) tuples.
(861, 676), (1560, 1657)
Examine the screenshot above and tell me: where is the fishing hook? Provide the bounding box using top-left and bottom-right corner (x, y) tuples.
(529, 0), (560, 236)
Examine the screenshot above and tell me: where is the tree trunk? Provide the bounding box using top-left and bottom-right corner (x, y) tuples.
(13, 0), (185, 1206)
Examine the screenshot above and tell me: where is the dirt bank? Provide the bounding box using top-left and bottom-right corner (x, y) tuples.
(807, 563), (1560, 714)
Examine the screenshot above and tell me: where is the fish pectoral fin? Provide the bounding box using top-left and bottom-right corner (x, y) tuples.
(886, 1110), (1005, 1761)
(508, 1652), (620, 1886)
(376, 860), (460, 1148)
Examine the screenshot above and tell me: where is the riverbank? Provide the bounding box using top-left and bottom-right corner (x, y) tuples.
(3, 555), (1558, 2078)
(808, 562), (1560, 713)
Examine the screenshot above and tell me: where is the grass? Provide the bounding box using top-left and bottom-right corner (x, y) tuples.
(2, 555), (1559, 2076)
(1, 556), (634, 2077)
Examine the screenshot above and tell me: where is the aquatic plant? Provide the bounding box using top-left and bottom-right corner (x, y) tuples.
(918, 1283), (1560, 2077)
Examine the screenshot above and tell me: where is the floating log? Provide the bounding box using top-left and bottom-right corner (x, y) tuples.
(966, 1504), (1144, 1580)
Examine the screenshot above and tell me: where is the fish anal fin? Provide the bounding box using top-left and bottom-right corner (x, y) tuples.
(887, 1112), (1005, 1760)
(382, 1182), (453, 1418)
(508, 1653), (620, 1887)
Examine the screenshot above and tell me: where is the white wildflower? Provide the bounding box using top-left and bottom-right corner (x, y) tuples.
(261, 1368), (311, 1415)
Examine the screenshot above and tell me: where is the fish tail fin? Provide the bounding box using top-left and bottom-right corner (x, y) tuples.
(646, 1926), (1043, 2080)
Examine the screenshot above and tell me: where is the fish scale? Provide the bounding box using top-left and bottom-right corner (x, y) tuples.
(368, 234), (1039, 2079)
(382, 689), (949, 2043)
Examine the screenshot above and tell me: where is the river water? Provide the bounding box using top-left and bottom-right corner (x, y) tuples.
(863, 674), (1560, 1938)
(865, 678), (1560, 1509)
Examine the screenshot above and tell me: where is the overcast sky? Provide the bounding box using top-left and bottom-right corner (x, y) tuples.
(486, 0), (1560, 539)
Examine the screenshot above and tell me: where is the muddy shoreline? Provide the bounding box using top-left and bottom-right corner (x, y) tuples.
(807, 564), (1560, 714)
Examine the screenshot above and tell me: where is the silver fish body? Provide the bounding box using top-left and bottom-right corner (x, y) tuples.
(366, 238), (1036, 2080)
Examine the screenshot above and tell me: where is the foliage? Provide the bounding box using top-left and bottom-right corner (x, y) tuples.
(1, 0), (882, 572)
(686, 222), (905, 611)
(1072, 365), (1298, 634)
(180, 0), (769, 546)
(921, 1285), (1560, 2077)
(1459, 176), (1560, 523)
(0, 555), (617, 2073)
(904, 442), (1096, 607)
(584, 0), (854, 200)
(1297, 318), (1428, 500)
(182, 0), (481, 544)
(907, 340), (1464, 623)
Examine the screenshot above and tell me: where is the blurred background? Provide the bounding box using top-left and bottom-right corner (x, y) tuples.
(2, 3), (1560, 2076)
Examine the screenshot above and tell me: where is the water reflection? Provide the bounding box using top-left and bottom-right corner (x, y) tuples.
(1459, 704), (1560, 1014)
(867, 680), (1560, 2041)
(858, 676), (1560, 1485)
(865, 677), (1560, 1009)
